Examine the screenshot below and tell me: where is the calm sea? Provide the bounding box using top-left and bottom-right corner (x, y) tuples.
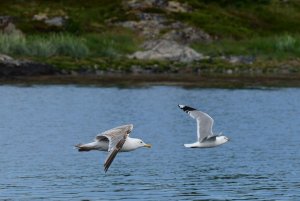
(0, 85), (299, 200)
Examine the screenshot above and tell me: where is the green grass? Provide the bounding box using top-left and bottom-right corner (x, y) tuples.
(191, 34), (300, 60)
(0, 33), (89, 58)
(0, 31), (140, 59)
(85, 31), (141, 57)
(0, 0), (125, 33)
(1, 0), (300, 38)
(174, 0), (300, 38)
(0, 33), (27, 55)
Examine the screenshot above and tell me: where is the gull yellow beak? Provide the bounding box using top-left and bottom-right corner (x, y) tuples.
(144, 144), (152, 148)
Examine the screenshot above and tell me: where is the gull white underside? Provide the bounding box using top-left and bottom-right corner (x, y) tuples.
(184, 136), (228, 148)
(76, 137), (143, 152)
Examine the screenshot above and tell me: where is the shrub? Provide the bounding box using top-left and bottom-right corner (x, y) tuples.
(0, 33), (89, 58)
(192, 34), (300, 60)
(275, 34), (296, 51)
(0, 33), (26, 55)
(85, 32), (140, 57)
(48, 34), (89, 58)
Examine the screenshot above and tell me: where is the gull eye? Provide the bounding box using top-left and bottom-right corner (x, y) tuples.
(140, 141), (143, 144)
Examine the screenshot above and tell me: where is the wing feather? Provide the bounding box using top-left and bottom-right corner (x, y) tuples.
(104, 138), (126, 172)
(178, 105), (214, 142)
(95, 124), (133, 172)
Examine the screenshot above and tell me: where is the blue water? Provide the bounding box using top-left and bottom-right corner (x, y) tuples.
(0, 85), (299, 200)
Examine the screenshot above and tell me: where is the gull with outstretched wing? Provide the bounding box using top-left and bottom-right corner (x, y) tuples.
(178, 105), (229, 148)
(75, 124), (151, 172)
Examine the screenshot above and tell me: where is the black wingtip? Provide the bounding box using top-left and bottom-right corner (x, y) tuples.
(104, 164), (109, 173)
(178, 104), (197, 113)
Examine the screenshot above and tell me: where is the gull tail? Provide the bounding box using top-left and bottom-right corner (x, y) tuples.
(184, 143), (199, 148)
(75, 143), (93, 152)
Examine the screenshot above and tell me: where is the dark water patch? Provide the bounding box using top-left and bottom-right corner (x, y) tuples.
(209, 174), (270, 180)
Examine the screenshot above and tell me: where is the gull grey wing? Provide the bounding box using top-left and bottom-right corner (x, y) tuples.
(95, 124), (133, 148)
(96, 124), (133, 172)
(104, 137), (126, 172)
(178, 105), (214, 142)
(202, 135), (217, 142)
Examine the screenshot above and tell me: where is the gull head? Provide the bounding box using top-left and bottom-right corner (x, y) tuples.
(134, 138), (152, 148)
(220, 135), (230, 143)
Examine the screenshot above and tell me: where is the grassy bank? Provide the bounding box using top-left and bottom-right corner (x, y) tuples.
(1, 0), (300, 74)
(175, 0), (300, 38)
(0, 0), (125, 34)
(2, 32), (299, 61)
(192, 34), (300, 60)
(2, 0), (300, 38)
(0, 31), (140, 59)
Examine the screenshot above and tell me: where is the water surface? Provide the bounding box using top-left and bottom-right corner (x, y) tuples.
(0, 86), (299, 200)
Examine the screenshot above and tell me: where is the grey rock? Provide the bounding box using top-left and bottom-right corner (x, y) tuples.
(131, 65), (145, 74)
(33, 13), (68, 27)
(136, 13), (166, 22)
(0, 54), (20, 65)
(226, 69), (233, 74)
(125, 0), (152, 10)
(117, 13), (167, 39)
(32, 13), (48, 21)
(0, 54), (56, 77)
(95, 70), (105, 75)
(117, 19), (166, 39)
(0, 16), (13, 29)
(116, 0), (211, 43)
(163, 23), (212, 44)
(0, 16), (23, 35)
(125, 0), (167, 10)
(70, 70), (79, 76)
(166, 1), (189, 13)
(129, 40), (206, 62)
(45, 16), (66, 27)
(0, 54), (14, 61)
(222, 55), (256, 64)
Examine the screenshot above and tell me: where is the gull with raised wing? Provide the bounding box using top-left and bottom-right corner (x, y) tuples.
(75, 124), (151, 172)
(178, 105), (229, 148)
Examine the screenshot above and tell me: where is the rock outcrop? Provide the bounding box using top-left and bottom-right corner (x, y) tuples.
(0, 16), (23, 35)
(32, 13), (68, 27)
(0, 54), (56, 77)
(117, 0), (211, 62)
(129, 40), (205, 62)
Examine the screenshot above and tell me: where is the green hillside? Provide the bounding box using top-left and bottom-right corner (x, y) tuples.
(2, 0), (300, 37)
(1, 0), (300, 72)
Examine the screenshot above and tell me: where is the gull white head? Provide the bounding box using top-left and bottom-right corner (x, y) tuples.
(133, 138), (152, 148)
(219, 135), (230, 144)
(124, 137), (152, 151)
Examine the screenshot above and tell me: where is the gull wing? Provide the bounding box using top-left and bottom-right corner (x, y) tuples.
(96, 124), (133, 172)
(103, 137), (126, 173)
(178, 105), (214, 142)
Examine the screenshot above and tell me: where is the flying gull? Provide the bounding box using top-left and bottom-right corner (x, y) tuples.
(178, 105), (229, 148)
(75, 124), (151, 172)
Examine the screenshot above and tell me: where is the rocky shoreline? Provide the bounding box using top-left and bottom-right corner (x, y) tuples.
(2, 74), (300, 88)
(0, 54), (55, 77)
(1, 54), (300, 88)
